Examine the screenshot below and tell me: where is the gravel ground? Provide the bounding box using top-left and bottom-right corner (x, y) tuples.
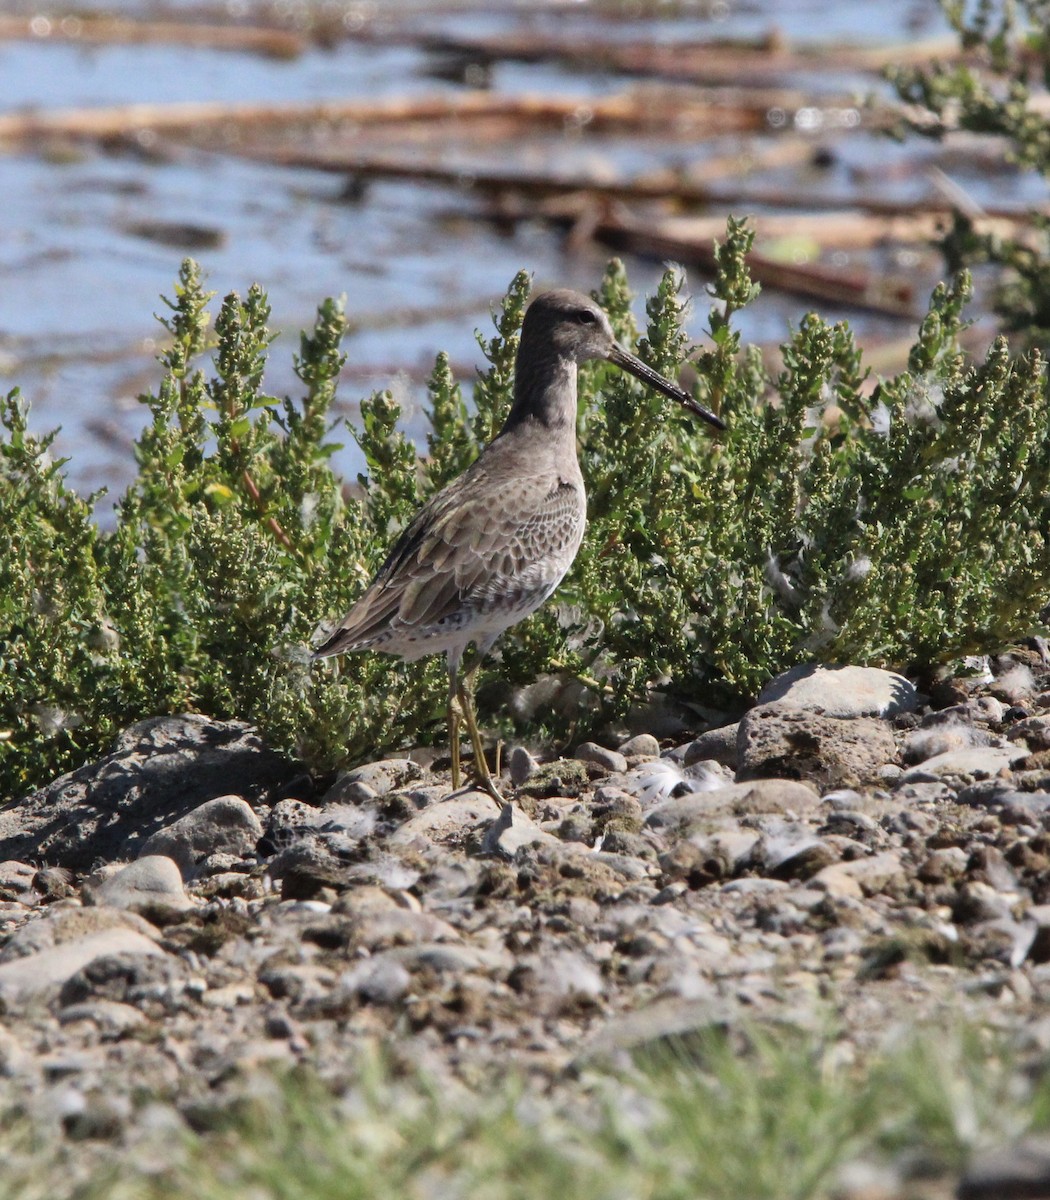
(4, 652), (1050, 1193)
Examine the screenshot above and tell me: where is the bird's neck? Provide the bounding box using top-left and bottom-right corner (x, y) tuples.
(501, 355), (578, 435)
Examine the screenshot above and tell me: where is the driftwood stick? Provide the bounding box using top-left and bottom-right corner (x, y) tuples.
(0, 15), (304, 58)
(0, 87), (871, 145)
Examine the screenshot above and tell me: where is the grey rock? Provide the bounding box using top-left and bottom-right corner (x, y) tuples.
(58, 1000), (148, 1034)
(84, 856), (194, 921)
(617, 733), (660, 759)
(902, 722), (998, 765)
(682, 724), (739, 769)
(338, 956), (412, 1005)
(1009, 714), (1050, 751)
(483, 803), (560, 857)
(388, 792), (501, 846)
(0, 906), (159, 963)
(0, 714), (294, 871)
(139, 795), (263, 877)
(323, 758), (423, 800)
(0, 928), (167, 1006)
(574, 742), (628, 774)
(0, 860), (38, 904)
(737, 706), (898, 788)
(268, 833), (361, 900)
(958, 1135), (1050, 1199)
(646, 779), (821, 835)
(507, 745), (539, 785)
(899, 745), (1027, 782)
(262, 798), (322, 851)
(809, 851), (906, 898)
(757, 663), (917, 717)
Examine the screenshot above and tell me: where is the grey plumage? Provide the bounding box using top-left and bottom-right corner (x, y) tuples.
(313, 288), (724, 798)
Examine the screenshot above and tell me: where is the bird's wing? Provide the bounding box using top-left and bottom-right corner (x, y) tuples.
(314, 464), (583, 655)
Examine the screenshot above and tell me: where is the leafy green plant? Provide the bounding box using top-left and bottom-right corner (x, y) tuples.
(0, 239), (1048, 796)
(889, 0), (1050, 345)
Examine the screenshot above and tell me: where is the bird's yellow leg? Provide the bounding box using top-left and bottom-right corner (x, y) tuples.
(447, 663), (462, 791)
(458, 666), (504, 803)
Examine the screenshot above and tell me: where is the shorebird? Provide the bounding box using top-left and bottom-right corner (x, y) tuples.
(313, 288), (725, 799)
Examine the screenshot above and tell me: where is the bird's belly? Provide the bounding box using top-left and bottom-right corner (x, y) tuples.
(388, 569), (569, 662)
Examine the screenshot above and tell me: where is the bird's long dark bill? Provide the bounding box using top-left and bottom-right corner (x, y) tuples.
(608, 342), (726, 431)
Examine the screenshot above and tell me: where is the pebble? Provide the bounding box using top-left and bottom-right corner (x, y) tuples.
(898, 745), (1028, 782)
(324, 758), (424, 800)
(138, 795), (263, 877)
(83, 856), (194, 921)
(388, 792), (501, 846)
(7, 652), (1050, 1171)
(617, 733), (660, 759)
(574, 742), (628, 774)
(483, 803), (559, 857)
(756, 663), (918, 717)
(0, 928), (168, 1007)
(507, 745), (539, 785)
(958, 1135), (1050, 1199)
(737, 707), (899, 787)
(681, 723), (740, 769)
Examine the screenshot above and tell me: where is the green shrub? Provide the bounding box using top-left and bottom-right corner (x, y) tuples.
(1, 235), (1048, 796)
(889, 0), (1050, 346)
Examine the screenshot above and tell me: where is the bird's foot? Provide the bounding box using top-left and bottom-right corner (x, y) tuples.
(474, 771), (506, 805)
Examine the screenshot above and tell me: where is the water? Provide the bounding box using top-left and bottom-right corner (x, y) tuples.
(0, 0), (993, 506)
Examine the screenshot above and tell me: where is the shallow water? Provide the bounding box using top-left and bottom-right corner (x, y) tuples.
(0, 0), (1004, 507)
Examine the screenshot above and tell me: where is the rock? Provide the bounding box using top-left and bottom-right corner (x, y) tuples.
(388, 792), (501, 847)
(737, 706), (898, 787)
(899, 745), (1028, 782)
(574, 742), (628, 774)
(902, 722), (998, 765)
(507, 745), (539, 785)
(267, 833), (364, 900)
(617, 733), (660, 759)
(0, 714), (294, 871)
(338, 956), (412, 1005)
(1009, 714), (1050, 751)
(682, 724), (739, 769)
(83, 856), (194, 921)
(58, 1000), (148, 1034)
(958, 1135), (1050, 1199)
(809, 852), (906, 899)
(0, 928), (167, 1007)
(576, 997), (729, 1062)
(323, 759), (423, 800)
(139, 795), (263, 877)
(646, 779), (821, 835)
(0, 906), (159, 962)
(0, 860), (38, 904)
(757, 664), (918, 717)
(483, 804), (559, 857)
(261, 799), (323, 853)
(58, 950), (191, 1010)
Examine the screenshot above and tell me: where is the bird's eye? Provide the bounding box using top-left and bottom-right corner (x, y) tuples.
(575, 309), (598, 325)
